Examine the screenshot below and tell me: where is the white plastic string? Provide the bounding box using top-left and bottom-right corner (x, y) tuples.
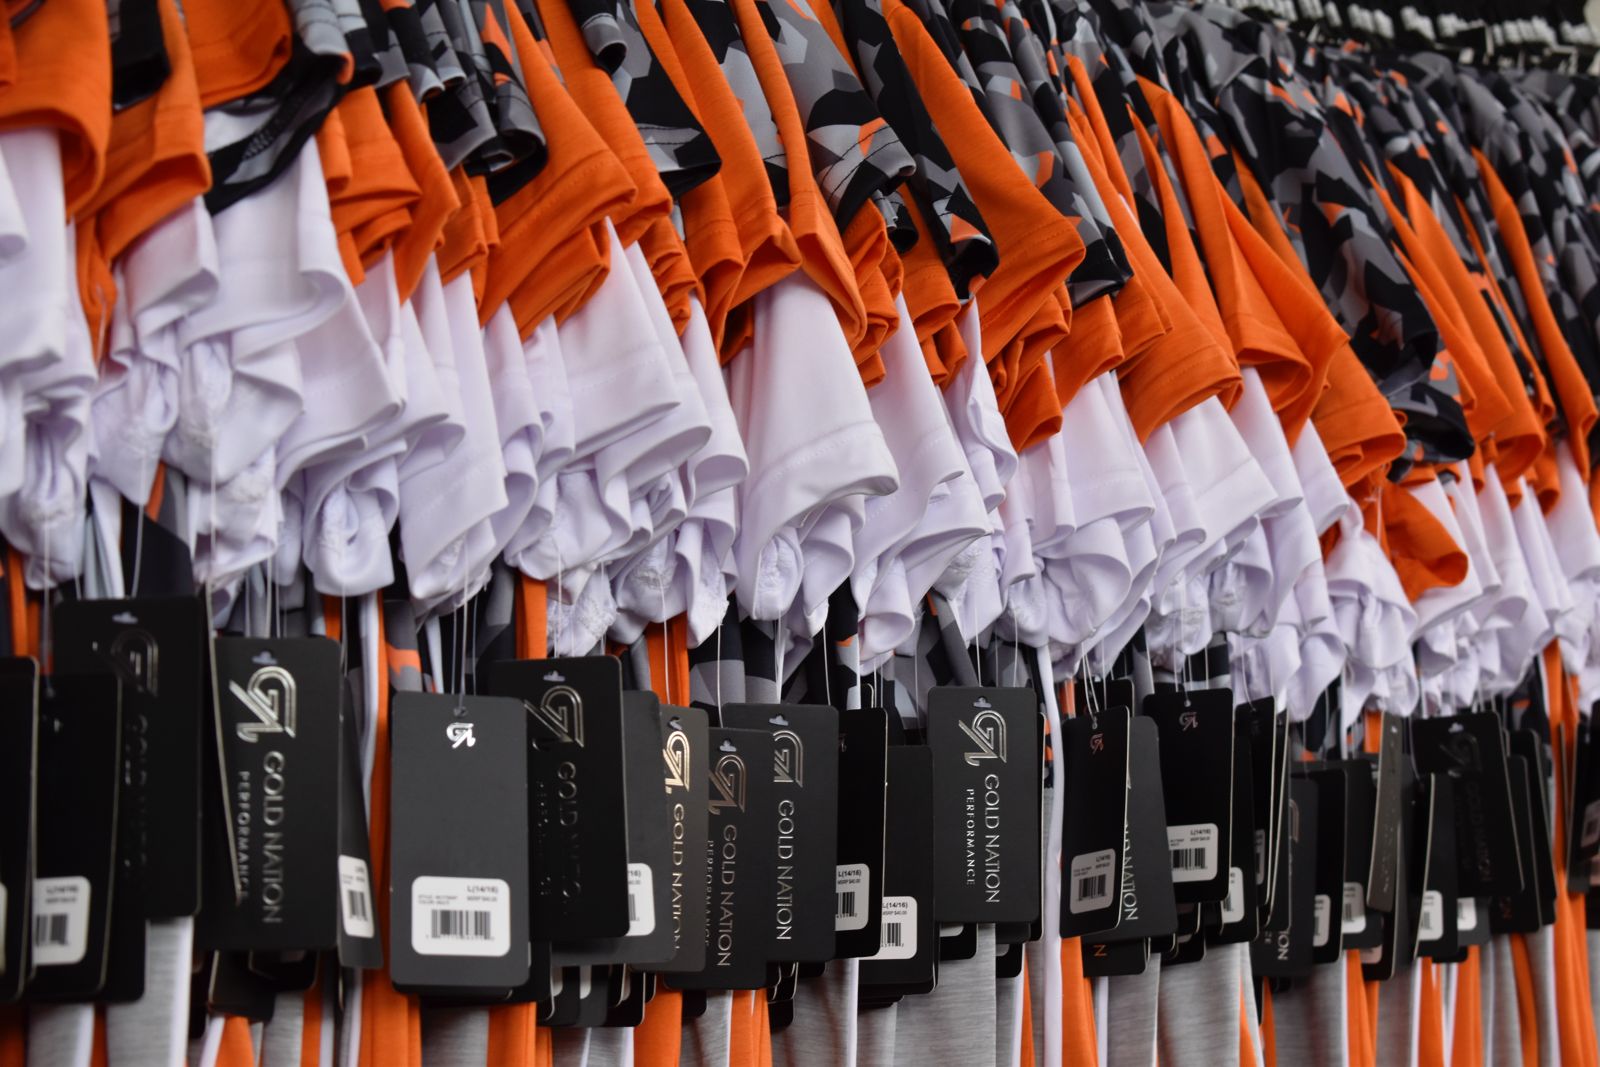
(714, 615), (723, 714)
(822, 628), (832, 709)
(1009, 603), (1021, 689)
(555, 543), (565, 658)
(659, 576), (672, 707)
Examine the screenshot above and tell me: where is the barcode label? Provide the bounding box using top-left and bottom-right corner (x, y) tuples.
(30, 876), (89, 967)
(1254, 829), (1267, 885)
(1342, 882), (1368, 935)
(1586, 801), (1600, 849)
(866, 897), (916, 961)
(1457, 896), (1478, 933)
(1312, 893), (1332, 948)
(835, 864), (868, 931)
(1418, 890), (1443, 942)
(339, 855), (376, 939)
(1167, 823), (1219, 882)
(1221, 867), (1246, 925)
(411, 876), (511, 957)
(626, 862), (655, 937)
(1069, 849), (1115, 913)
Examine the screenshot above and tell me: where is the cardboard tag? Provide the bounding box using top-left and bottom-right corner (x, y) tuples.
(645, 705), (710, 975)
(1508, 730), (1557, 926)
(389, 693), (530, 992)
(1237, 700), (1284, 926)
(1082, 937), (1149, 978)
(1412, 713), (1522, 897)
(1491, 755), (1545, 934)
(1142, 690), (1235, 904)
(1107, 718), (1177, 940)
(1060, 702), (1130, 938)
(1569, 716), (1600, 894)
(666, 728), (774, 990)
(28, 675), (122, 1000)
(926, 688), (1041, 924)
(554, 692), (677, 966)
(0, 658), (38, 1003)
(54, 597), (206, 917)
(833, 708), (888, 959)
(488, 657), (630, 941)
(1418, 776), (1459, 960)
(199, 638), (342, 953)
(1367, 713), (1407, 912)
(1251, 776), (1317, 979)
(1213, 732), (1260, 945)
(1329, 759), (1382, 949)
(720, 704), (840, 963)
(859, 746), (937, 994)
(335, 679), (381, 970)
(1306, 767), (1346, 965)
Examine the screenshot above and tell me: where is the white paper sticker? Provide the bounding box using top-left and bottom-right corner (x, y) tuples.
(1342, 882), (1368, 935)
(1360, 944), (1384, 966)
(1221, 867), (1246, 925)
(32, 876), (90, 966)
(867, 896), (917, 961)
(626, 863), (656, 937)
(1167, 823), (1219, 882)
(1418, 890), (1443, 942)
(1313, 894), (1332, 948)
(1457, 896), (1478, 933)
(1069, 849), (1116, 913)
(835, 864), (868, 931)
(411, 876), (511, 957)
(1584, 800), (1600, 848)
(339, 856), (375, 939)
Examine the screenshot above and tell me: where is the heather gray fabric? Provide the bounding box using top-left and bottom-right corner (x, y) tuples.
(25, 1005), (95, 1067)
(856, 1004), (898, 1067)
(1489, 938), (1523, 1067)
(1375, 962), (1419, 1067)
(1265, 953), (1347, 1067)
(1590, 932), (1600, 1053)
(419, 1007), (491, 1067)
(1025, 938), (1049, 1067)
(680, 990), (733, 1067)
(1104, 963), (1160, 1067)
(1156, 943), (1243, 1066)
(260, 990), (305, 1067)
(250, 1021), (265, 1059)
(106, 919), (193, 1067)
(891, 925), (998, 1067)
(584, 1025), (630, 1067)
(337, 971), (364, 1067)
(1524, 925), (1560, 1067)
(773, 961), (859, 1067)
(551, 1027), (591, 1067)
(995, 970), (1023, 1067)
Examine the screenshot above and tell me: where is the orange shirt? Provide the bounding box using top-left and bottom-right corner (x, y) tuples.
(184, 0), (294, 110)
(320, 87), (422, 287)
(386, 84), (460, 302)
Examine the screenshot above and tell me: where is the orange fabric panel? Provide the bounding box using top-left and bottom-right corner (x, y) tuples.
(323, 87), (422, 285)
(1312, 344), (1406, 491)
(0, 1006), (22, 1067)
(0, 0), (113, 217)
(301, 979), (324, 1067)
(487, 1), (636, 334)
(725, 0), (868, 353)
(844, 206), (897, 386)
(1060, 938), (1099, 1066)
(1451, 948), (1484, 1067)
(216, 1016), (256, 1067)
(635, 991), (684, 1067)
(1379, 479), (1468, 601)
(184, 0), (294, 110)
(1260, 984), (1276, 1067)
(1510, 935), (1541, 1067)
(1020, 966), (1036, 1067)
(1050, 294), (1123, 409)
(1418, 960), (1445, 1067)
(639, 216), (702, 337)
(387, 85), (460, 300)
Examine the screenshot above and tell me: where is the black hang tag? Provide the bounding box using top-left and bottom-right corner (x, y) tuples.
(487, 657), (630, 942)
(720, 703), (840, 962)
(1306, 768), (1346, 966)
(1393, 746), (1426, 968)
(996, 941), (1024, 979)
(1508, 730), (1558, 926)
(335, 678), (382, 971)
(544, 965), (581, 1026)
(647, 704), (710, 975)
(1490, 755), (1545, 934)
(199, 638), (342, 953)
(926, 687), (1041, 924)
(1081, 937), (1148, 978)
(1250, 776), (1317, 979)
(832, 708), (888, 960)
(1328, 759), (1382, 950)
(602, 967), (648, 1028)
(554, 692), (675, 966)
(1165, 921), (1206, 965)
(859, 745), (937, 993)
(1060, 703), (1130, 939)
(100, 742), (146, 1004)
(1570, 716), (1600, 894)
(995, 922), (1032, 946)
(939, 922), (977, 961)
(1108, 718), (1176, 940)
(1142, 690), (1235, 904)
(54, 597), (206, 918)
(27, 675), (122, 1001)
(388, 693), (530, 993)
(1418, 776), (1459, 961)
(1214, 733), (1260, 945)
(571, 965), (615, 1027)
(1411, 713), (1522, 897)
(1456, 895), (1491, 947)
(244, 950), (318, 991)
(1366, 713), (1407, 912)
(203, 952), (278, 1022)
(1236, 700), (1278, 908)
(0, 658), (38, 1004)
(666, 728), (775, 991)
